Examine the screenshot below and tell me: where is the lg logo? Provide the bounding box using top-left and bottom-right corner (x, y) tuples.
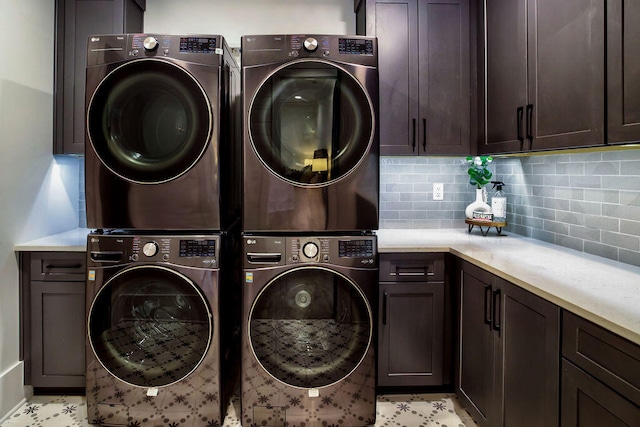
(247, 239), (257, 245)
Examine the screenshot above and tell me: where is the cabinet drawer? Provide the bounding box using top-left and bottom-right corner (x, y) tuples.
(30, 252), (86, 282)
(379, 253), (445, 282)
(562, 310), (640, 407)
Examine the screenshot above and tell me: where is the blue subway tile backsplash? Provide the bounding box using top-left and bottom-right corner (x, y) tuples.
(79, 149), (640, 267)
(380, 148), (640, 267)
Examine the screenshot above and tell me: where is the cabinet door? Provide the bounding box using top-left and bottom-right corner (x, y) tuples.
(457, 262), (560, 427)
(607, 0), (640, 144)
(418, 0), (470, 155)
(527, 0), (605, 151)
(30, 281), (86, 388)
(54, 0), (144, 154)
(378, 282), (444, 386)
(500, 279), (560, 427)
(364, 0), (470, 156)
(366, 0), (419, 156)
(457, 263), (499, 426)
(481, 0), (528, 154)
(481, 0), (605, 154)
(561, 359), (640, 426)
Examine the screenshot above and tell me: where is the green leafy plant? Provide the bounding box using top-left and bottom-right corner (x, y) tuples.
(466, 156), (493, 188)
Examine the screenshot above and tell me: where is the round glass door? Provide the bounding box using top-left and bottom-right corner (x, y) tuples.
(249, 267), (372, 388)
(249, 60), (374, 187)
(87, 59), (212, 184)
(88, 265), (212, 388)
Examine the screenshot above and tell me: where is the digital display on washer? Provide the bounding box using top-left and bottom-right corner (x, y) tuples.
(179, 37), (217, 53)
(179, 239), (216, 257)
(338, 38), (374, 55)
(339, 239), (374, 257)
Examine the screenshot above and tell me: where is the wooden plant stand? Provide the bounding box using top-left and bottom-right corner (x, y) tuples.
(465, 218), (507, 236)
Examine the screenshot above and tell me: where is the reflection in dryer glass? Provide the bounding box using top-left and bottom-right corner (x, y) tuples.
(89, 266), (212, 387)
(249, 268), (371, 388)
(250, 62), (373, 186)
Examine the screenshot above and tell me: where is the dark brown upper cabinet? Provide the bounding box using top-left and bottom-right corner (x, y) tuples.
(479, 0), (605, 154)
(607, 0), (640, 145)
(356, 0), (472, 156)
(54, 0), (145, 154)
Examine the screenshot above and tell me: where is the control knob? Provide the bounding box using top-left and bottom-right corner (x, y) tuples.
(142, 242), (158, 257)
(143, 36), (159, 52)
(302, 242), (319, 259)
(303, 37), (318, 52)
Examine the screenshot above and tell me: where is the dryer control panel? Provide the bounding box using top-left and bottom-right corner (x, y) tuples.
(241, 34), (377, 67)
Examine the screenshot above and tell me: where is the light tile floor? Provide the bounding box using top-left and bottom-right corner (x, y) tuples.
(1, 393), (477, 427)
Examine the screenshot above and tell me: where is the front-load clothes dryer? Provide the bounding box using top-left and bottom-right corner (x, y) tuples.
(241, 234), (377, 427)
(85, 232), (239, 426)
(242, 34), (379, 233)
(85, 34), (241, 230)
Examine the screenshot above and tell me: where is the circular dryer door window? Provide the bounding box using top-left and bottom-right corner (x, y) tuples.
(249, 266), (372, 388)
(249, 60), (374, 187)
(87, 59), (212, 184)
(88, 265), (212, 388)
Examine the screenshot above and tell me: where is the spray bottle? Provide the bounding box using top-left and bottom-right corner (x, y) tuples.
(490, 181), (507, 222)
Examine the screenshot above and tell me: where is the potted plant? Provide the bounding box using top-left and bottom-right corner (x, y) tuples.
(465, 156), (493, 219)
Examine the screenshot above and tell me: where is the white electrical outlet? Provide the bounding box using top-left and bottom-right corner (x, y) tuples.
(433, 183), (444, 200)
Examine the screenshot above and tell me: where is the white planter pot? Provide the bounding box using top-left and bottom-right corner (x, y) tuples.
(465, 188), (491, 219)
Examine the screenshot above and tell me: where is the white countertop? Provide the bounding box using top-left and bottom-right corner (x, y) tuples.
(14, 227), (640, 346)
(377, 228), (640, 346)
(14, 228), (93, 252)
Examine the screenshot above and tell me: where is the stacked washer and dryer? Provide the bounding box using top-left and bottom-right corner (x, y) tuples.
(240, 34), (379, 427)
(83, 34), (240, 426)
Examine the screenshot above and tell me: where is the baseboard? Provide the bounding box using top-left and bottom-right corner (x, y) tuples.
(0, 361), (26, 423)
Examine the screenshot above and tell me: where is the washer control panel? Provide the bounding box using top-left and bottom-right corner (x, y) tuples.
(88, 233), (219, 268)
(243, 235), (378, 268)
(288, 236), (377, 267)
(338, 239), (374, 258)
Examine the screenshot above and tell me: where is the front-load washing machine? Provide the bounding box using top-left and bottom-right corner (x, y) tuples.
(242, 34), (379, 233)
(85, 232), (239, 426)
(241, 234), (377, 426)
(85, 34), (241, 230)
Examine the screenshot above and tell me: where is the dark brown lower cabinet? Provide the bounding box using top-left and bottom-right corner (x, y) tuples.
(561, 360), (640, 426)
(21, 252), (86, 389)
(455, 260), (559, 426)
(561, 311), (640, 426)
(377, 253), (450, 388)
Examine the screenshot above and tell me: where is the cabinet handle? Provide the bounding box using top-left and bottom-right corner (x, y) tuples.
(484, 285), (492, 326)
(393, 265), (434, 277)
(526, 104), (533, 145)
(382, 292), (388, 325)
(412, 118), (417, 152)
(422, 118), (427, 152)
(492, 289), (501, 331)
(516, 106), (524, 145)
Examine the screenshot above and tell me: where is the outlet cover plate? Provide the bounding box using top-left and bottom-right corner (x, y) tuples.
(433, 183), (444, 200)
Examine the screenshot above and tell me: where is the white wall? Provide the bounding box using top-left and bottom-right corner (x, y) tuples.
(144, 0), (356, 47)
(0, 0), (80, 420)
